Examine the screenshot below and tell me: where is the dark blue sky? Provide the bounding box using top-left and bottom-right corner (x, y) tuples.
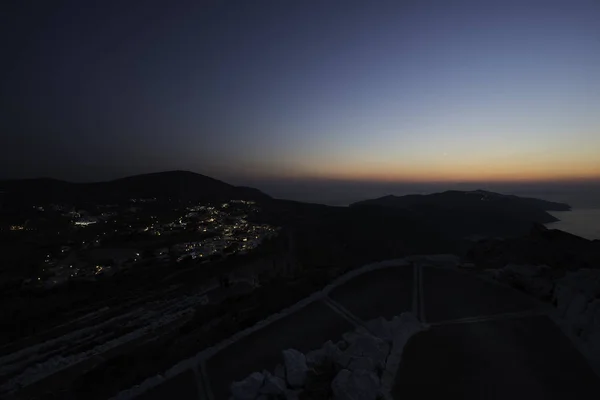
(2, 0), (599, 186)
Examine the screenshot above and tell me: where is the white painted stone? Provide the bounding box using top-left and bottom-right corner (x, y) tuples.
(333, 347), (351, 370)
(230, 371), (265, 400)
(385, 352), (401, 370)
(554, 283), (576, 317)
(562, 270), (600, 299)
(343, 331), (361, 344)
(366, 317), (393, 343)
(331, 369), (380, 400)
(499, 264), (554, 299)
(379, 369), (395, 391)
(587, 302), (600, 354)
(504, 264), (545, 277)
(284, 388), (302, 400)
(305, 347), (326, 368)
(274, 363), (286, 380)
(390, 312), (423, 349)
(260, 371), (287, 395)
(283, 349), (308, 388)
(566, 293), (588, 325)
(343, 333), (389, 370)
(391, 312), (420, 334)
(347, 356), (376, 372)
(336, 339), (348, 350)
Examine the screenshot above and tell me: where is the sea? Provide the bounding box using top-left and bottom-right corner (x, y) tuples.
(511, 188), (600, 240)
(546, 209), (600, 240)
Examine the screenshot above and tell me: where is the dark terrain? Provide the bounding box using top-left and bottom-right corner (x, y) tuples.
(352, 189), (570, 237)
(1, 171), (597, 400)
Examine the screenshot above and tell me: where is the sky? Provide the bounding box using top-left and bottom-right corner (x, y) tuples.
(1, 0), (600, 193)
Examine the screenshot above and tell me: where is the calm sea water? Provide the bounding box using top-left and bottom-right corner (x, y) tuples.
(546, 209), (600, 240)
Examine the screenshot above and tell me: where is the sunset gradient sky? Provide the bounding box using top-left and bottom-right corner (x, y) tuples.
(1, 0), (599, 185)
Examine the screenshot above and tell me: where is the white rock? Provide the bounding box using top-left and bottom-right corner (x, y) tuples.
(554, 283), (576, 317)
(331, 369), (380, 400)
(260, 371), (287, 395)
(336, 340), (348, 350)
(347, 356), (375, 372)
(391, 312), (420, 334)
(565, 293), (589, 329)
(305, 347), (326, 368)
(343, 333), (389, 370)
(230, 371), (265, 400)
(391, 312), (424, 350)
(322, 340), (336, 355)
(581, 300), (600, 340)
(274, 363), (286, 380)
(284, 388), (302, 400)
(283, 349), (308, 388)
(500, 264), (553, 298)
(366, 317), (393, 342)
(342, 331), (361, 344)
(504, 264), (545, 277)
(561, 270), (600, 299)
(586, 301), (600, 354)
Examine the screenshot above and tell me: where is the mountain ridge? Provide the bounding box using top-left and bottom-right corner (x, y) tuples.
(0, 170), (271, 204)
(350, 189), (571, 237)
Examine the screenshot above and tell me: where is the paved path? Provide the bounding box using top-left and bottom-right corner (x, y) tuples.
(122, 258), (600, 400)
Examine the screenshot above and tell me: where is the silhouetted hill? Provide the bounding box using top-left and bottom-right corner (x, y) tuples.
(351, 190), (571, 238)
(0, 171), (270, 205)
(467, 223), (600, 270)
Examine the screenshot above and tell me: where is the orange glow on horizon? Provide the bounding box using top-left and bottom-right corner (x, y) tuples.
(281, 158), (600, 184)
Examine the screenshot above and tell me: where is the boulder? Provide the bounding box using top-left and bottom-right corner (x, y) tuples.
(585, 301), (600, 354)
(391, 312), (421, 335)
(320, 340), (349, 370)
(390, 312), (423, 349)
(565, 293), (588, 327)
(554, 283), (577, 317)
(365, 317), (393, 343)
(331, 369), (380, 400)
(347, 357), (375, 372)
(499, 264), (554, 299)
(336, 340), (348, 351)
(343, 333), (389, 370)
(304, 367), (337, 400)
(274, 363), (286, 380)
(260, 371), (287, 395)
(333, 348), (351, 370)
(230, 372), (265, 400)
(322, 340), (337, 356)
(504, 264), (546, 277)
(283, 349), (308, 388)
(306, 348), (327, 368)
(561, 270), (600, 299)
(342, 331), (360, 344)
(284, 388), (302, 400)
